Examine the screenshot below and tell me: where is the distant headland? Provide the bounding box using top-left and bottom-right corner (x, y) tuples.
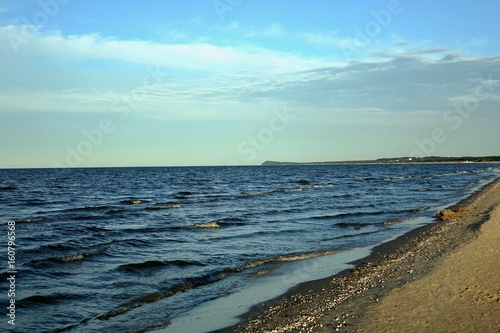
(262, 156), (500, 166)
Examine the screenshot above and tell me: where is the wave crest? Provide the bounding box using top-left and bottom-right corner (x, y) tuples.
(189, 221), (219, 229)
(146, 204), (181, 210)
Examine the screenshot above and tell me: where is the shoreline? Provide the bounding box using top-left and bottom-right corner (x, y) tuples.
(220, 176), (500, 332)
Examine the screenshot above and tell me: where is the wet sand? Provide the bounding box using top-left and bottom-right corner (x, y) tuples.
(222, 177), (500, 333)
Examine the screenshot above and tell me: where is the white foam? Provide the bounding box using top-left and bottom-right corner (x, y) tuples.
(157, 247), (372, 333)
(190, 221), (219, 229)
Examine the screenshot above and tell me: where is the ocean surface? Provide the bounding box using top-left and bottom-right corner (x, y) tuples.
(1, 164), (499, 333)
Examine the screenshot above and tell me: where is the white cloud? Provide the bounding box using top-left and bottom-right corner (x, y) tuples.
(1, 24), (499, 129)
(258, 22), (285, 38)
(302, 31), (364, 50)
(218, 21), (286, 39)
(0, 25), (324, 74)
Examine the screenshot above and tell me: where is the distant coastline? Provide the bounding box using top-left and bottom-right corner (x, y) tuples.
(262, 156), (500, 166)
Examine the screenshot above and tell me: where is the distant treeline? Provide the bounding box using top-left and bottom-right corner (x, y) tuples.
(262, 156), (500, 166)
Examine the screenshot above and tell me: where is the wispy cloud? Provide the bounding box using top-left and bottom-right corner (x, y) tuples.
(1, 23), (499, 126)
(1, 25), (325, 73)
(302, 31), (364, 50)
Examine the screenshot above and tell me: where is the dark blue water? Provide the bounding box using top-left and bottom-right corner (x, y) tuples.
(1, 164), (499, 333)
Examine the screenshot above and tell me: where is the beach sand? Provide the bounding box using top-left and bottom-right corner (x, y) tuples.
(352, 194), (500, 332)
(224, 178), (500, 333)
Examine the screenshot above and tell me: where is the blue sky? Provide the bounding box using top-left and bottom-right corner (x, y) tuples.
(1, 0), (499, 168)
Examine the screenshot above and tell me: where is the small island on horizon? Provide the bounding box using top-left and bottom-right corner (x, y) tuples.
(262, 155), (500, 166)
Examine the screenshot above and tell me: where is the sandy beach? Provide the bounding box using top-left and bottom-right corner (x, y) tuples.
(224, 177), (500, 333)
(351, 188), (500, 332)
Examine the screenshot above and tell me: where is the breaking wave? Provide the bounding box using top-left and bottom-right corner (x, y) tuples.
(97, 250), (336, 321)
(188, 221), (220, 229)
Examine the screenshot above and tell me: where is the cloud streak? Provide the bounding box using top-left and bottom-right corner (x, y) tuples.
(1, 25), (324, 73)
(2, 23), (499, 126)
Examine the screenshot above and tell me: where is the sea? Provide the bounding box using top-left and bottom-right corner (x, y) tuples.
(1, 163), (499, 333)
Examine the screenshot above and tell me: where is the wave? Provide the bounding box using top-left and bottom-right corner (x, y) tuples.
(339, 230), (380, 239)
(28, 246), (109, 267)
(379, 217), (412, 226)
(64, 205), (109, 212)
(57, 254), (86, 262)
(97, 270), (233, 320)
(435, 170), (470, 178)
(281, 182), (333, 193)
(19, 293), (85, 308)
(146, 204), (181, 210)
(333, 193), (352, 198)
(97, 250), (335, 321)
(25, 199), (46, 206)
(40, 243), (74, 251)
(242, 191), (270, 196)
(170, 218), (245, 231)
(178, 191), (193, 195)
(188, 221), (220, 229)
(241, 251), (336, 271)
(55, 246), (109, 263)
(356, 176), (421, 183)
(314, 205), (431, 224)
(69, 215), (110, 221)
(20, 294), (60, 306)
(242, 183), (332, 197)
(118, 260), (205, 273)
(312, 184), (334, 189)
(335, 222), (370, 229)
(172, 195), (237, 205)
(120, 200), (142, 205)
(217, 217), (247, 227)
(312, 210), (386, 220)
(281, 188), (303, 193)
(0, 185), (16, 191)
(86, 225), (111, 232)
(123, 238), (153, 247)
(10, 217), (45, 224)
(175, 191), (193, 198)
(117, 260), (170, 273)
(106, 208), (126, 215)
(355, 177), (378, 182)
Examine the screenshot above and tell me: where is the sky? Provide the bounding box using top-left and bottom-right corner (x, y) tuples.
(0, 0), (499, 168)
